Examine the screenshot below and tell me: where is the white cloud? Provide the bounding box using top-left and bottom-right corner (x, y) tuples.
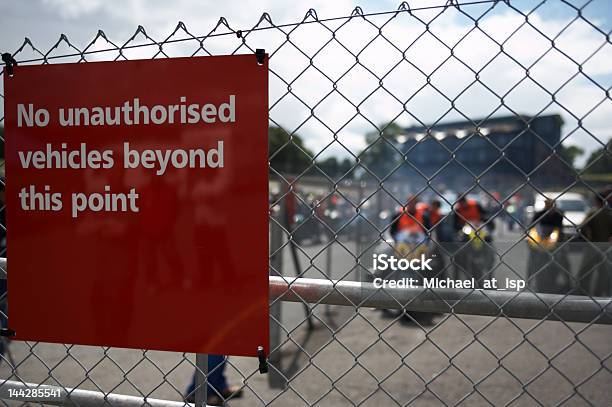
(2, 1), (610, 166)
(41, 0), (106, 19)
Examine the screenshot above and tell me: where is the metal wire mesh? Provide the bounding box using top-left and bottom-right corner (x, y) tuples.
(1, 0), (611, 405)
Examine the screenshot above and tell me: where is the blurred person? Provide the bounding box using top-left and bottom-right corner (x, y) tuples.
(504, 195), (521, 231)
(427, 199), (451, 241)
(426, 199), (450, 280)
(390, 195), (430, 238)
(186, 355), (243, 406)
(491, 191), (501, 206)
(452, 195), (495, 287)
(313, 196), (325, 219)
(452, 195), (495, 244)
(526, 198), (571, 294)
(576, 190), (612, 297)
(385, 195), (435, 325)
(428, 200), (442, 229)
(453, 195), (489, 231)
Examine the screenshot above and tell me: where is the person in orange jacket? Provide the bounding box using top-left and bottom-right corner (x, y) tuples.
(428, 200), (442, 227)
(453, 195), (491, 231)
(390, 195), (430, 238)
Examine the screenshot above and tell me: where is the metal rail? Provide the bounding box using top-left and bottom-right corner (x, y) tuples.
(1, 259), (609, 325)
(269, 276), (612, 325)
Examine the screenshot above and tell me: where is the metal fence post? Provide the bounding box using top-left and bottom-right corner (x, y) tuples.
(268, 204), (285, 389)
(355, 180), (365, 281)
(324, 241), (333, 317)
(194, 353), (207, 407)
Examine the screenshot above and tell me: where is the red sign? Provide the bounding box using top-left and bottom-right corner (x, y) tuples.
(4, 55), (269, 356)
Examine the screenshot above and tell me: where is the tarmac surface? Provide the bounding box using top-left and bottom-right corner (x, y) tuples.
(1, 306), (610, 406)
(1, 226), (610, 406)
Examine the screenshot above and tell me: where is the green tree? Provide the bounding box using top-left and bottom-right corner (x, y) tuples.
(559, 144), (584, 168)
(339, 157), (354, 176)
(360, 122), (404, 179)
(316, 156), (339, 177)
(269, 126), (313, 175)
(316, 156), (355, 179)
(583, 139), (612, 175)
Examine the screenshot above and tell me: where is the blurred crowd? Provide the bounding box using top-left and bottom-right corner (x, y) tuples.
(272, 184), (612, 298)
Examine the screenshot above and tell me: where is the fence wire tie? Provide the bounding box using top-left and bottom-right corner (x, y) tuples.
(1, 53), (17, 76)
(255, 48), (266, 65)
(258, 346), (269, 374)
(0, 328), (16, 337)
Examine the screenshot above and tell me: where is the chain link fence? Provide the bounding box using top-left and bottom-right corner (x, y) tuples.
(1, 0), (612, 405)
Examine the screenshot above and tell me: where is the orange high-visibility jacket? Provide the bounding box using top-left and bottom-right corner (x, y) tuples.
(429, 208), (441, 226)
(456, 199), (481, 225)
(398, 207), (426, 232)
